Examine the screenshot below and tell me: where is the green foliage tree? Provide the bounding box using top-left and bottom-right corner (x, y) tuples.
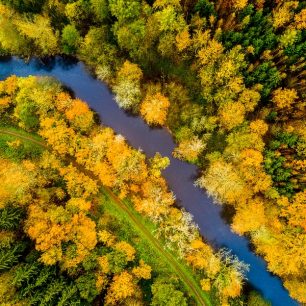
(61, 24), (81, 54)
(151, 278), (188, 306)
(109, 0), (141, 23)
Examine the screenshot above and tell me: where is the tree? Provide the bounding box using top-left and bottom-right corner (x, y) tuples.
(64, 98), (94, 132)
(59, 165), (99, 199)
(0, 207), (24, 230)
(39, 117), (76, 155)
(14, 99), (39, 131)
(272, 87), (298, 109)
(173, 136), (205, 163)
(65, 0), (92, 27)
(0, 96), (11, 113)
(198, 38), (224, 66)
(0, 242), (25, 271)
(61, 25), (81, 55)
(280, 191), (306, 231)
(76, 273), (99, 302)
(218, 101), (245, 130)
(105, 271), (138, 305)
(247, 291), (272, 306)
(186, 239), (221, 277)
(272, 1), (298, 29)
(26, 204), (97, 268)
(132, 260), (152, 279)
(157, 209), (198, 256)
(238, 88), (261, 112)
(0, 5), (30, 54)
(132, 176), (175, 222)
(151, 278), (188, 306)
(91, 0), (109, 22)
(109, 0), (141, 23)
(149, 153), (170, 178)
(294, 9), (306, 29)
(113, 61), (143, 110)
(14, 15), (58, 55)
(284, 279), (306, 304)
(213, 250), (247, 300)
(0, 0), (45, 13)
(176, 28), (191, 52)
(0, 271), (16, 303)
(0, 159), (32, 207)
(113, 19), (147, 59)
(232, 198), (266, 235)
(196, 158), (250, 205)
(249, 120), (268, 136)
(140, 93), (170, 125)
(0, 75), (18, 95)
(114, 241), (136, 261)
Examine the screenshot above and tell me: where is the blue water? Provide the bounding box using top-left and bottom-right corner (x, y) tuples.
(0, 57), (300, 306)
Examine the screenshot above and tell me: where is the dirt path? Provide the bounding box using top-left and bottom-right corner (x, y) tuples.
(0, 128), (211, 306)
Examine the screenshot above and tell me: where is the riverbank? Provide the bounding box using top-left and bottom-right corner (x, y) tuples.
(0, 57), (299, 305)
(0, 126), (211, 305)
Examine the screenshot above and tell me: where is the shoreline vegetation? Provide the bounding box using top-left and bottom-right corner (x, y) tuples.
(0, 75), (263, 306)
(0, 0), (305, 304)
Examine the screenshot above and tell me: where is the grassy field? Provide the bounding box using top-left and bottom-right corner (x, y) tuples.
(0, 126), (212, 306)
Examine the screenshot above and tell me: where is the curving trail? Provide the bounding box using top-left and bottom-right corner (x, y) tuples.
(0, 128), (211, 306)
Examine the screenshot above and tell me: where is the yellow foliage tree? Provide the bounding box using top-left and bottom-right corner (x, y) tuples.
(280, 191), (306, 231)
(218, 102), (245, 130)
(232, 197), (266, 235)
(140, 93), (170, 125)
(117, 60), (143, 83)
(284, 279), (306, 303)
(197, 159), (251, 205)
(26, 204), (97, 268)
(173, 136), (205, 162)
(15, 15), (58, 55)
(114, 241), (136, 261)
(272, 1), (298, 28)
(105, 271), (138, 305)
(176, 28), (191, 51)
(249, 120), (268, 136)
(59, 164), (99, 199)
(272, 87), (298, 109)
(294, 8), (306, 29)
(39, 117), (76, 155)
(64, 99), (94, 132)
(132, 260), (152, 280)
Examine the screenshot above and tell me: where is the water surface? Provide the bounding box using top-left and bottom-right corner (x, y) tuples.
(0, 57), (299, 306)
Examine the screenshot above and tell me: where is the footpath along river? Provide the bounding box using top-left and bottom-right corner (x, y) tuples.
(0, 56), (299, 306)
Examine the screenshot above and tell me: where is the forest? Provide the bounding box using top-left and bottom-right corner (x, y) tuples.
(0, 75), (269, 305)
(0, 0), (305, 305)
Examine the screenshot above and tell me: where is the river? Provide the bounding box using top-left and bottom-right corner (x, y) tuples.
(0, 56), (299, 306)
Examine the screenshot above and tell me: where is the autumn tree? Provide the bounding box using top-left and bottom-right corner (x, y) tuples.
(26, 203), (97, 268)
(0, 5), (30, 54)
(151, 277), (188, 306)
(39, 117), (76, 156)
(196, 158), (250, 206)
(109, 0), (141, 23)
(173, 136), (206, 163)
(113, 61), (143, 110)
(232, 197), (266, 235)
(140, 92), (170, 125)
(104, 271), (138, 305)
(272, 87), (299, 110)
(14, 15), (58, 55)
